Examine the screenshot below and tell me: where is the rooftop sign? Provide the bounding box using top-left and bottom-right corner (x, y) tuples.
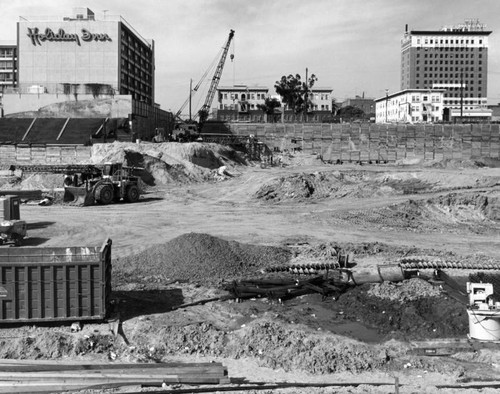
(26, 27), (112, 46)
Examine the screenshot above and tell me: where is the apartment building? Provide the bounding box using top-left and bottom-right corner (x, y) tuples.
(375, 89), (445, 123)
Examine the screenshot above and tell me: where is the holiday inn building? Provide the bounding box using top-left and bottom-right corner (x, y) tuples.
(16, 7), (154, 104)
(0, 7), (173, 141)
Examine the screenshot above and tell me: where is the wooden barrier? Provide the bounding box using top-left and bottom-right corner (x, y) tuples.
(0, 123), (499, 165)
(226, 123), (500, 162)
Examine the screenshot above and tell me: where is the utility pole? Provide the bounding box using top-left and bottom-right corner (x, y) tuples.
(305, 67), (308, 123)
(189, 79), (192, 121)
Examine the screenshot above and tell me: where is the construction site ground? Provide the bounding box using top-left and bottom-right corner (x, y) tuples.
(1, 141), (500, 393)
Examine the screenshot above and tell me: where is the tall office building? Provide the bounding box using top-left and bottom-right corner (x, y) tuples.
(17, 7), (155, 104)
(401, 19), (492, 120)
(0, 41), (17, 90)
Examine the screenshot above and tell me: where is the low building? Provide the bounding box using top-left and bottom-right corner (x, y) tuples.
(307, 87), (333, 112)
(215, 85), (333, 122)
(217, 85), (269, 112)
(341, 95), (375, 115)
(375, 89), (446, 123)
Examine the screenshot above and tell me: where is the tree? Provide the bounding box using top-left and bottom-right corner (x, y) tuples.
(197, 108), (209, 125)
(335, 105), (365, 122)
(274, 73), (318, 115)
(331, 98), (340, 116)
(257, 97), (281, 122)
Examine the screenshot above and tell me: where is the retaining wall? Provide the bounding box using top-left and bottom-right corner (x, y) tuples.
(225, 123), (500, 162)
(1, 123), (499, 166)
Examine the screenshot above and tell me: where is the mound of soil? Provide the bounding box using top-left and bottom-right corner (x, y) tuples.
(90, 142), (247, 187)
(114, 233), (292, 286)
(366, 278), (441, 301)
(335, 192), (500, 234)
(255, 171), (436, 202)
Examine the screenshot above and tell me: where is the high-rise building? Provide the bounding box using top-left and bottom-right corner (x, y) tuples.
(17, 7), (155, 104)
(401, 19), (492, 121)
(0, 41), (17, 90)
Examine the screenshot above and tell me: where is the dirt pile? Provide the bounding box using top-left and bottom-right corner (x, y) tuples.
(255, 171), (437, 202)
(232, 320), (391, 373)
(366, 278), (442, 301)
(124, 317), (394, 374)
(113, 233), (292, 286)
(335, 192), (500, 234)
(90, 141), (247, 187)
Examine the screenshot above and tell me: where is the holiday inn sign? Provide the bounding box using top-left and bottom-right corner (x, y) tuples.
(26, 27), (112, 46)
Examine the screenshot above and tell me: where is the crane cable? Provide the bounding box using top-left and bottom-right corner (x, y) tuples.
(175, 45), (225, 118)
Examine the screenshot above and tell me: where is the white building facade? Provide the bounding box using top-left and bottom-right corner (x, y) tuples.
(217, 85), (269, 112)
(375, 89), (445, 124)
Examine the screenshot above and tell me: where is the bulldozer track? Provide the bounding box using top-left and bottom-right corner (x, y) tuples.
(399, 257), (500, 270)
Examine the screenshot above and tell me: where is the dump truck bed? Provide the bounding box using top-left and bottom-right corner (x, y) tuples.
(0, 239), (112, 323)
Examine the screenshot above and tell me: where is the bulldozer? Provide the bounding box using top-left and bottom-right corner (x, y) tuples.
(63, 162), (141, 206)
(0, 195), (27, 246)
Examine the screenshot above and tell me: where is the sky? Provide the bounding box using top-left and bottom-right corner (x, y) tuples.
(2, 0), (500, 115)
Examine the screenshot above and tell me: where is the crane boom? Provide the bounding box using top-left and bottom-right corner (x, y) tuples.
(198, 29), (235, 116)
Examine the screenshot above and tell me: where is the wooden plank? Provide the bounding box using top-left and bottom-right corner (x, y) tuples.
(0, 359), (225, 368)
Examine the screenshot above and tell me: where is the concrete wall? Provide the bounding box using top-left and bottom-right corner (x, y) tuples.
(0, 144), (91, 165)
(225, 122), (500, 162)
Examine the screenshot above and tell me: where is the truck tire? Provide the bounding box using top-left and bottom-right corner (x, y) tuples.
(124, 184), (140, 203)
(95, 184), (114, 205)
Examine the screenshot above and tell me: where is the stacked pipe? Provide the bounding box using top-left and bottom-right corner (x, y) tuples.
(400, 257), (500, 270)
(265, 262), (341, 275)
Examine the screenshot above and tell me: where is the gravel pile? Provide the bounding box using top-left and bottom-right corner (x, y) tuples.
(366, 278), (441, 302)
(114, 233), (292, 286)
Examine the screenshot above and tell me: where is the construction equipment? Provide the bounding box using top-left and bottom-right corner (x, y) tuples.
(172, 123), (201, 142)
(0, 196), (27, 246)
(175, 30), (235, 124)
(63, 162), (141, 206)
(466, 282), (500, 341)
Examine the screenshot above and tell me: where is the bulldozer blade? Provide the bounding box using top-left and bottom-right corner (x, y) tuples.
(64, 187), (95, 206)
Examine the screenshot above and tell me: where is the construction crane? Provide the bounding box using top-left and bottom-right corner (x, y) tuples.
(175, 29), (235, 122)
(198, 29), (235, 118)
